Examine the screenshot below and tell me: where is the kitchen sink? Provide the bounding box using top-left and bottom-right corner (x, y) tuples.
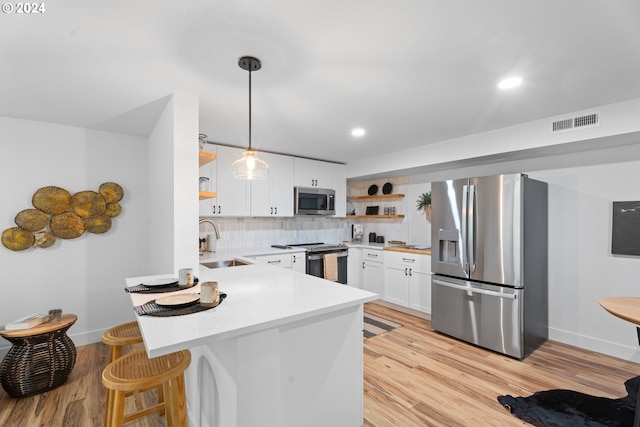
(201, 259), (251, 269)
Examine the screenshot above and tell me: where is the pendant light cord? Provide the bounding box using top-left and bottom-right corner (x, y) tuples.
(248, 66), (252, 151)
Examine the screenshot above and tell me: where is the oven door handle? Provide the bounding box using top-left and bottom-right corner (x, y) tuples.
(307, 252), (348, 261)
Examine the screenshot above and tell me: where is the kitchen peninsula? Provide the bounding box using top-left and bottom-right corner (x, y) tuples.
(126, 263), (377, 427)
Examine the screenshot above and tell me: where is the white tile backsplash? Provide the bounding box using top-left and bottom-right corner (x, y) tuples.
(199, 217), (351, 251)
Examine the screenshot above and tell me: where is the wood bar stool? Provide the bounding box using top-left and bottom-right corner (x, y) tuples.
(102, 321), (147, 410)
(102, 321), (143, 362)
(102, 349), (191, 427)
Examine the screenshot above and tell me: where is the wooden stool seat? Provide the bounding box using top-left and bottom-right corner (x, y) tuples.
(102, 349), (191, 427)
(102, 321), (143, 363)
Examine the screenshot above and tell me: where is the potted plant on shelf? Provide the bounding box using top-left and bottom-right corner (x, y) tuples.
(416, 191), (432, 221)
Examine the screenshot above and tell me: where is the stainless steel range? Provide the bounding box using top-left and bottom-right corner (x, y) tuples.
(272, 242), (348, 284)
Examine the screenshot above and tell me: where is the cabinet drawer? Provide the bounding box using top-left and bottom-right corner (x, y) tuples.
(384, 250), (430, 272)
(362, 249), (382, 263)
(253, 254), (292, 268)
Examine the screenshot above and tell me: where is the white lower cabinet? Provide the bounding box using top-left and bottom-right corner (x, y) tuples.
(361, 248), (383, 297)
(291, 252), (306, 273)
(251, 252), (306, 272)
(251, 253), (292, 269)
(382, 251), (431, 313)
(347, 247), (361, 288)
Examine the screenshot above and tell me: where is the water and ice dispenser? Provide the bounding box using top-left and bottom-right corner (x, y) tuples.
(438, 228), (459, 263)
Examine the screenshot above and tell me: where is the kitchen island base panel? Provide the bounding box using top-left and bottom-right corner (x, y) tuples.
(186, 305), (364, 427)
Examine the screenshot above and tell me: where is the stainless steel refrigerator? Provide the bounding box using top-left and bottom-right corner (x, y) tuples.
(430, 173), (548, 359)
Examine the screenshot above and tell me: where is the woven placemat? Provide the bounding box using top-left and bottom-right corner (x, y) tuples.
(134, 293), (226, 316)
(125, 278), (199, 294)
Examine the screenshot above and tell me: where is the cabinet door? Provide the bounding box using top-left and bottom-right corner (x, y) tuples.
(409, 254), (431, 313)
(291, 252), (306, 273)
(333, 163), (346, 217)
(383, 264), (410, 306)
(409, 268), (431, 313)
(362, 260), (382, 297)
(215, 146), (250, 216)
(251, 152), (294, 217)
(269, 154), (294, 216)
(347, 248), (361, 288)
(294, 158), (334, 188)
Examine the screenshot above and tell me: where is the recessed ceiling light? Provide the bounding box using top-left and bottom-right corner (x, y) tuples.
(351, 128), (365, 137)
(498, 76), (523, 90)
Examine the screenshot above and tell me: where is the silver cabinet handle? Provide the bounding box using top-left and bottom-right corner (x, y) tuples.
(268, 260), (281, 264)
(402, 258), (416, 263)
(367, 253), (378, 258)
(274, 206), (277, 215)
(404, 267), (408, 276)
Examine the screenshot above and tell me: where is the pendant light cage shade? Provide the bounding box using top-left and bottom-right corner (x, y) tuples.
(231, 149), (268, 180)
(233, 55), (269, 180)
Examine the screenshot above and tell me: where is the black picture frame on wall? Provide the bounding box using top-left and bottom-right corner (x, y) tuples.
(611, 201), (640, 256)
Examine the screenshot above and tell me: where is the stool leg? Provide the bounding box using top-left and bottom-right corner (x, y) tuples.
(157, 385), (165, 415)
(110, 390), (126, 427)
(109, 345), (121, 363)
(133, 390), (143, 411)
(163, 381), (173, 427)
(166, 373), (188, 427)
(104, 388), (113, 427)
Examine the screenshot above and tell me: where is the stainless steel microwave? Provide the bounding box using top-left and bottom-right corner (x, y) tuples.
(294, 187), (335, 216)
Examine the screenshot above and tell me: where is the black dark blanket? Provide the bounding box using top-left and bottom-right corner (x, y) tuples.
(497, 376), (640, 427)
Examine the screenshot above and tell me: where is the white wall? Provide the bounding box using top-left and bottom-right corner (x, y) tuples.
(0, 116), (149, 354)
(147, 93), (200, 275)
(530, 161), (640, 362)
(403, 143), (640, 362)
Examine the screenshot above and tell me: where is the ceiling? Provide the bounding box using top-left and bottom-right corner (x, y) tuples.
(3, 1), (640, 164)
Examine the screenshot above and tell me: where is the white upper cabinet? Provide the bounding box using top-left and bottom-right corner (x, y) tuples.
(201, 144), (345, 218)
(200, 145), (251, 217)
(251, 152), (294, 217)
(293, 158), (335, 189)
(333, 163), (346, 217)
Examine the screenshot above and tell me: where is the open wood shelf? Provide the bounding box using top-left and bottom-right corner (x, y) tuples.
(199, 151), (217, 167)
(199, 191), (217, 200)
(347, 194), (404, 200)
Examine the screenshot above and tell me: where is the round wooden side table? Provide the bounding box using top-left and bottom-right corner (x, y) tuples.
(0, 313), (77, 397)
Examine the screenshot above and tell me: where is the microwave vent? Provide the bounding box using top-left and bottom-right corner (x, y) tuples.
(551, 113), (600, 133)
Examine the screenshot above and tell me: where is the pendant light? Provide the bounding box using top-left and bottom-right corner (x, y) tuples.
(232, 56), (269, 180)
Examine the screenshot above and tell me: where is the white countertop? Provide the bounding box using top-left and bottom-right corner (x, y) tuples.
(126, 264), (378, 357)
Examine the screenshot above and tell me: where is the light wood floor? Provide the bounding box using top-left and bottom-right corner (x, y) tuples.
(1, 303), (639, 426)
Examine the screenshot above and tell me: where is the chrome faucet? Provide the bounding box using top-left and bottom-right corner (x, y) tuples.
(199, 219), (220, 253)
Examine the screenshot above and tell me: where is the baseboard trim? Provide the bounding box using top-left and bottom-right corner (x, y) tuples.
(370, 300), (431, 321)
(549, 327), (640, 363)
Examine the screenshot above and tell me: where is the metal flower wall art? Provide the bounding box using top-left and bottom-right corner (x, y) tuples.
(2, 182), (124, 251)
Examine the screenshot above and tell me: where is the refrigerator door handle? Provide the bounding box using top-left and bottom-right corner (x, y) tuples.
(468, 184), (476, 272)
(462, 184), (469, 272)
(432, 279), (517, 300)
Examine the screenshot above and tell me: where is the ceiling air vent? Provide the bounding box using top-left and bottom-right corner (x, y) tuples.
(551, 113), (600, 133)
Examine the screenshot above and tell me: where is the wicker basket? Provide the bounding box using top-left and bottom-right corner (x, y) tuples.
(0, 320), (76, 397)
